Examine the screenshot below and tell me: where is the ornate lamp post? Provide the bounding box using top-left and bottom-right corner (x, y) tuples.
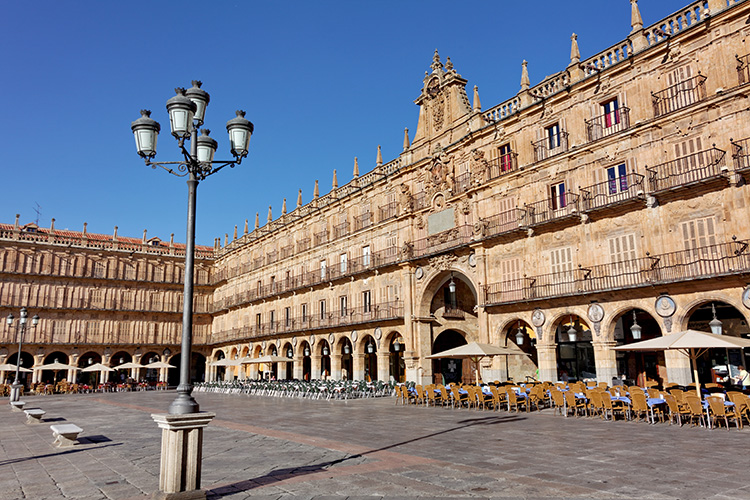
(132, 81), (253, 499)
(7, 307), (40, 402)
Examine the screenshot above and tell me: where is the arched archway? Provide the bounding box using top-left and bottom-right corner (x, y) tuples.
(361, 335), (378, 381)
(282, 342), (294, 380)
(554, 315), (593, 382)
(338, 337), (353, 380)
(614, 308), (663, 386)
(167, 352), (206, 386)
(265, 344), (278, 380)
(299, 342), (312, 381)
(431, 329), (469, 384)
(387, 332), (406, 383)
(501, 320), (537, 382)
(6, 351), (33, 387)
(318, 340), (331, 379)
(686, 301), (750, 385)
(41, 351), (70, 384)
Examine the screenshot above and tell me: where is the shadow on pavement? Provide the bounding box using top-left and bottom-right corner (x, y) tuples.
(206, 412), (524, 497)
(0, 442), (122, 467)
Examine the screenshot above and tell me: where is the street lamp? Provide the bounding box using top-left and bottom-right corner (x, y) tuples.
(630, 310), (642, 340)
(132, 81), (253, 415)
(6, 307), (40, 402)
(710, 303), (723, 335)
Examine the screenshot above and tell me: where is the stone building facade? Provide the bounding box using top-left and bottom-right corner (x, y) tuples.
(3, 0), (750, 388)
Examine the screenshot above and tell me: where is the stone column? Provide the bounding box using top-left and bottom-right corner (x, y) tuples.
(352, 353), (365, 380)
(536, 344), (557, 382)
(593, 341), (618, 385)
(664, 350), (693, 386)
(151, 412), (216, 500)
(377, 351), (389, 382)
(293, 358), (304, 380)
(331, 353), (341, 380)
(311, 355), (322, 380)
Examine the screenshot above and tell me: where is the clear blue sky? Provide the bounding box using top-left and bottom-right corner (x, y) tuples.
(1, 0), (689, 246)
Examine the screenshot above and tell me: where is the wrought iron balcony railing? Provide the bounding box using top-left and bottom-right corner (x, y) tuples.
(646, 147), (727, 193)
(585, 107), (631, 142)
(532, 131), (569, 163)
(579, 172), (645, 212)
(651, 74), (707, 117)
(524, 193), (579, 227)
(487, 152), (519, 180)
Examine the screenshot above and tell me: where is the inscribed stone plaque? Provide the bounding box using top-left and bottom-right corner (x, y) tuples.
(428, 208), (455, 235)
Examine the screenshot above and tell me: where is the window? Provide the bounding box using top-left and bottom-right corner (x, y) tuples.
(269, 310), (275, 327)
(362, 245), (371, 267)
(550, 181), (566, 210)
(499, 143), (513, 172)
(340, 296), (347, 316)
(546, 123), (561, 150)
(607, 164), (628, 194)
(363, 290), (372, 313)
(609, 234), (637, 272)
(319, 299), (326, 319)
(682, 217), (716, 252)
(256, 313), (261, 328)
(270, 275), (276, 292)
(285, 307), (291, 327)
(301, 303), (308, 322)
(320, 259), (327, 280)
(256, 280), (262, 294)
(340, 253), (347, 273)
(602, 98), (620, 128)
(551, 247), (573, 276)
(501, 258), (522, 283)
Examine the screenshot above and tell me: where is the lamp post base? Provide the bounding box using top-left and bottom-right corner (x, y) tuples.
(9, 383), (22, 403)
(151, 412), (215, 500)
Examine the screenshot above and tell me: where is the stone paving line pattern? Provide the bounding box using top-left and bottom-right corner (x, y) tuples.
(0, 391), (747, 500)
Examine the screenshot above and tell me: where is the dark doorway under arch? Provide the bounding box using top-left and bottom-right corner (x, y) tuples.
(432, 330), (469, 385)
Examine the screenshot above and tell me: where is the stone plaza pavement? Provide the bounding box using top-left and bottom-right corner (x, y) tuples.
(0, 390), (748, 500)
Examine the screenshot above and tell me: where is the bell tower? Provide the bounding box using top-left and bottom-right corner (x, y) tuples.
(412, 50), (472, 147)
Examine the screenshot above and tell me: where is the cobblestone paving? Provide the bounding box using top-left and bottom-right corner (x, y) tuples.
(0, 390), (747, 499)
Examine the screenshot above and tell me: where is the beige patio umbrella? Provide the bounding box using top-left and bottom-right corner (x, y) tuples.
(81, 363), (114, 372)
(39, 361), (76, 383)
(113, 361), (143, 370)
(143, 361), (176, 369)
(0, 363), (32, 373)
(240, 355), (291, 364)
(211, 358), (242, 366)
(613, 329), (750, 398)
(425, 342), (529, 385)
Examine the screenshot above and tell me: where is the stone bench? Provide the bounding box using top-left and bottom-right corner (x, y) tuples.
(10, 401), (25, 412)
(24, 409), (46, 424)
(50, 424), (83, 448)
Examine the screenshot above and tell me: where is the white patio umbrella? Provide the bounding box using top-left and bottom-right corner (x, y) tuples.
(0, 363), (32, 373)
(113, 361), (143, 370)
(81, 362), (114, 372)
(210, 358), (242, 367)
(613, 329), (750, 398)
(240, 355), (291, 364)
(425, 342), (529, 385)
(144, 361), (176, 369)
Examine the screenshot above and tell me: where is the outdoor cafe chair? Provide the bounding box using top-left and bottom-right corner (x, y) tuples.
(449, 385), (469, 409)
(507, 388), (527, 413)
(706, 396), (741, 430)
(728, 392), (750, 425)
(683, 395), (706, 427)
(629, 390), (651, 422)
(564, 390), (586, 417)
(550, 390), (565, 416)
(664, 394), (687, 426)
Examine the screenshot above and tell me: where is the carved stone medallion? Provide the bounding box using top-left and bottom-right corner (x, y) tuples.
(655, 296), (676, 318)
(531, 309), (545, 327)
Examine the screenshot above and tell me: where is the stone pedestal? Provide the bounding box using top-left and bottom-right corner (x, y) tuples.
(151, 412), (216, 500)
(9, 383), (22, 402)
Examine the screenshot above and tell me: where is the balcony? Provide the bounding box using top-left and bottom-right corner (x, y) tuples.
(651, 74), (707, 117)
(354, 212), (372, 231)
(737, 54), (750, 86)
(280, 245), (294, 259)
(378, 201), (399, 222)
(646, 147), (728, 195)
(523, 193), (579, 227)
(731, 137), (750, 183)
(532, 131), (569, 163)
(453, 172), (472, 195)
(579, 172), (645, 214)
(266, 250), (278, 264)
(314, 230), (328, 246)
(297, 237), (311, 253)
(442, 306), (466, 319)
(585, 107), (631, 142)
(487, 152), (519, 180)
(409, 225), (473, 260)
(333, 221), (349, 240)
(476, 208), (526, 240)
(483, 238), (750, 306)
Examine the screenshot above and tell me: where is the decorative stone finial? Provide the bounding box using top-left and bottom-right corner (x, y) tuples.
(297, 189), (303, 208)
(472, 85), (481, 112)
(224, 233), (228, 246)
(282, 198), (287, 215)
(254, 213), (259, 230)
(233, 225), (238, 240)
(332, 169), (338, 190)
(141, 228), (145, 242)
(403, 128), (410, 152)
(267, 206), (273, 224)
(520, 60), (530, 90)
(314, 180), (319, 199)
(376, 145), (383, 167)
(170, 233), (174, 245)
(244, 219), (248, 234)
(631, 0), (643, 32)
(431, 49), (443, 74)
(353, 157), (359, 179)
(445, 57), (453, 71)
(112, 225), (117, 240)
(570, 33), (580, 66)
